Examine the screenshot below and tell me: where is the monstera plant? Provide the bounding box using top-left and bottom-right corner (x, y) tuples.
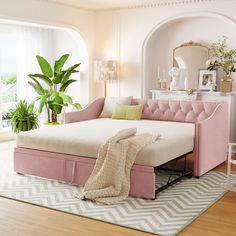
(28, 54), (81, 124)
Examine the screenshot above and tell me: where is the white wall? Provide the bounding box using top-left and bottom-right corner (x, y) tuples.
(1, 0), (236, 100)
(94, 0), (236, 98)
(0, 0), (94, 103)
(144, 16), (236, 97)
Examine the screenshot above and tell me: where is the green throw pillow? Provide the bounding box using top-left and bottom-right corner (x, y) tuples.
(112, 104), (143, 120)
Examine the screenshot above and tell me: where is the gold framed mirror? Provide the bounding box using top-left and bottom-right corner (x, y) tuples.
(173, 41), (209, 90)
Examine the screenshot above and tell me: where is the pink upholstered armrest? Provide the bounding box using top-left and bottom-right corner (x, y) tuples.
(194, 103), (228, 176)
(63, 97), (105, 123)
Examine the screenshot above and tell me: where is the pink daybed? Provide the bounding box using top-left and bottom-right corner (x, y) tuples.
(14, 97), (228, 199)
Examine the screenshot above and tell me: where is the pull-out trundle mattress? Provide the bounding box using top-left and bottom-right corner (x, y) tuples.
(15, 118), (195, 199)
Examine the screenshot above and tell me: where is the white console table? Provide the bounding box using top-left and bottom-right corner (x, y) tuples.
(150, 90), (236, 145)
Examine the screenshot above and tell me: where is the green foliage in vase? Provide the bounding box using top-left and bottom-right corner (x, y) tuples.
(28, 54), (82, 123)
(206, 36), (236, 75)
(10, 100), (39, 133)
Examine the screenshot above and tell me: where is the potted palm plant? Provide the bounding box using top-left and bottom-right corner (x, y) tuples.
(28, 54), (81, 124)
(10, 100), (39, 133)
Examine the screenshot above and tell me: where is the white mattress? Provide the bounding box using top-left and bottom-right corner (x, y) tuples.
(16, 118), (195, 167)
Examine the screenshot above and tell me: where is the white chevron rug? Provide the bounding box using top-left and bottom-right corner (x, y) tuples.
(1, 158), (233, 236)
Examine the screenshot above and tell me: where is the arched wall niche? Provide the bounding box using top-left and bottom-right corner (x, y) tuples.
(0, 18), (89, 106)
(142, 12), (236, 98)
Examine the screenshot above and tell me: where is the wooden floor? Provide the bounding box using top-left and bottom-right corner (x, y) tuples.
(1, 141), (236, 236)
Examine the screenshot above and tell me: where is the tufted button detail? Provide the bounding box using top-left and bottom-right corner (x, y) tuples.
(134, 99), (218, 122)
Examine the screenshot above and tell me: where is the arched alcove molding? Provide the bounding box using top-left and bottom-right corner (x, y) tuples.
(0, 17), (89, 105)
(142, 12), (236, 98)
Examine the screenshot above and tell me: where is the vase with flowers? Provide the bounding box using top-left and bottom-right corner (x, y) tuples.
(206, 36), (236, 92)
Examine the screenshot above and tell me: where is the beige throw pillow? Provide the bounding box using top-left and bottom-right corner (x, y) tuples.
(99, 96), (133, 118)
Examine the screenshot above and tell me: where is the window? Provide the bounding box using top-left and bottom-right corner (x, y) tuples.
(0, 23), (88, 139)
(0, 33), (17, 129)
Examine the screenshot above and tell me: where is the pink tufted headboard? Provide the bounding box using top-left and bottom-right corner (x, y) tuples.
(131, 98), (222, 123)
(64, 97), (224, 124)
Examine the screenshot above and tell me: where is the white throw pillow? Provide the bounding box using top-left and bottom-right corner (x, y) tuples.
(99, 96), (133, 118)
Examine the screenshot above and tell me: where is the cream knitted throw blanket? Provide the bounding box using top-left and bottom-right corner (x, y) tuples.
(77, 127), (158, 204)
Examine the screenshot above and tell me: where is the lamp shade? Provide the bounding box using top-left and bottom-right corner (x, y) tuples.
(94, 60), (117, 81)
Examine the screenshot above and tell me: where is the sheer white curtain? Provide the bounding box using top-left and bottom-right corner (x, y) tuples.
(0, 32), (17, 132)
(16, 26), (54, 103)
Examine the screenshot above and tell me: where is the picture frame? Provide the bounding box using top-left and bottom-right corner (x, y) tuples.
(198, 69), (217, 91)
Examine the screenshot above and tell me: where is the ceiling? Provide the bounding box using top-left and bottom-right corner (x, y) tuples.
(41, 0), (184, 11)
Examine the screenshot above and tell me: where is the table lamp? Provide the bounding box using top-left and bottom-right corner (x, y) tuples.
(94, 60), (117, 96)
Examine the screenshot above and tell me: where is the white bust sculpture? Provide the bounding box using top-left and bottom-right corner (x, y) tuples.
(168, 67), (182, 90)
